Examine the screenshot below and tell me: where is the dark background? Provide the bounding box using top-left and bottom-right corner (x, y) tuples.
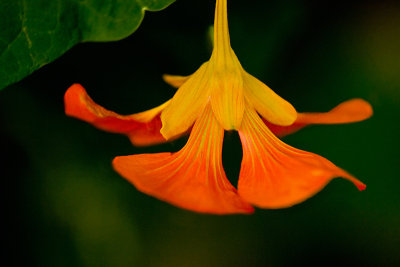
(2, 0), (399, 266)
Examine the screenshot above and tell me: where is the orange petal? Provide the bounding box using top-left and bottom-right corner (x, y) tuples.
(238, 106), (366, 209)
(126, 115), (166, 146)
(113, 104), (254, 214)
(243, 71), (297, 126)
(64, 84), (169, 146)
(162, 74), (191, 88)
(264, 99), (373, 137)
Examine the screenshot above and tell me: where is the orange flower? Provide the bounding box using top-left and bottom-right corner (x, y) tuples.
(64, 0), (372, 214)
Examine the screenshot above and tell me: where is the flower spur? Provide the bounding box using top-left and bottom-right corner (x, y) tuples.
(64, 0), (372, 214)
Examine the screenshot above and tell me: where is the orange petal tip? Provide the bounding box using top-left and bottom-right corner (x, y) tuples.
(64, 83), (91, 119)
(355, 182), (367, 191)
(334, 98), (373, 122)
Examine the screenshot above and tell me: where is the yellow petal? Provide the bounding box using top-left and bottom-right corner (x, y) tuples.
(162, 74), (191, 88)
(243, 71), (297, 126)
(160, 63), (211, 140)
(209, 56), (245, 130)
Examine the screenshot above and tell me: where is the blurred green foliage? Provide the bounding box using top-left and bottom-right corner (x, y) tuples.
(0, 0), (175, 90)
(1, 0), (399, 266)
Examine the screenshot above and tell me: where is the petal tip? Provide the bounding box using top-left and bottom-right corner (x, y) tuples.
(64, 83), (84, 115)
(339, 170), (367, 191)
(334, 98), (374, 123)
(162, 74), (173, 85)
(347, 98), (374, 120)
(162, 74), (189, 88)
(159, 113), (190, 141)
(240, 206), (256, 215)
(359, 99), (374, 119)
(159, 125), (173, 140)
(278, 105), (298, 126)
(356, 182), (367, 191)
(64, 83), (85, 98)
(64, 83), (96, 122)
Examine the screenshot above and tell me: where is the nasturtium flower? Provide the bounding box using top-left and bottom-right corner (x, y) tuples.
(64, 0), (372, 214)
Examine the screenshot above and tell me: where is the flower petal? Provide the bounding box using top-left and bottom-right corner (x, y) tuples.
(243, 71), (297, 126)
(160, 63), (211, 140)
(113, 104), (254, 214)
(64, 83), (169, 146)
(209, 58), (245, 130)
(126, 115), (166, 146)
(162, 74), (191, 88)
(264, 99), (373, 137)
(238, 106), (366, 209)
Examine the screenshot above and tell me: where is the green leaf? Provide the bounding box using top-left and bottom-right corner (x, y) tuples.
(0, 0), (175, 91)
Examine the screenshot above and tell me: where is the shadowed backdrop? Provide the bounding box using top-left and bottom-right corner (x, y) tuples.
(2, 0), (399, 266)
